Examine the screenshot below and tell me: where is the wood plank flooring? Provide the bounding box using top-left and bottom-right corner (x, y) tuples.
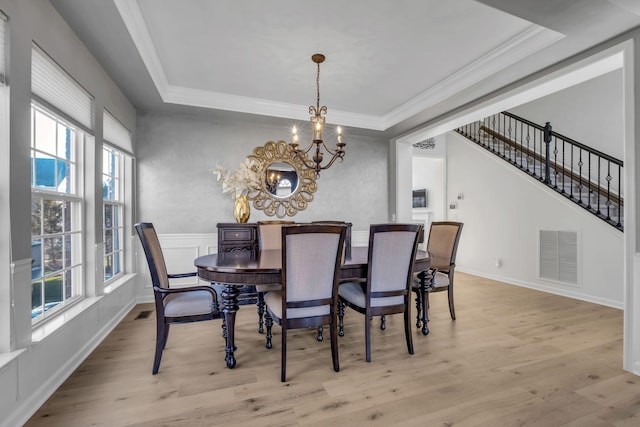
(25, 273), (640, 426)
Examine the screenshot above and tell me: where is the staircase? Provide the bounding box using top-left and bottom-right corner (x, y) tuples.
(455, 111), (623, 231)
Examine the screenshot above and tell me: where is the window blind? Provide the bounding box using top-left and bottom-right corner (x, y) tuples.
(0, 10), (7, 84)
(103, 109), (132, 153)
(31, 44), (93, 130)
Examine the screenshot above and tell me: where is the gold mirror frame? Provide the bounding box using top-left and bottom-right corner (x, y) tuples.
(247, 140), (317, 217)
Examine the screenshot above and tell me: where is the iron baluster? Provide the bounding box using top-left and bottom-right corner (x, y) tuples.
(596, 157), (601, 215)
(606, 161), (612, 220)
(543, 122), (552, 184)
(525, 125), (531, 172)
(577, 148), (583, 204)
(553, 136), (559, 189)
(617, 165), (622, 227)
(587, 153), (592, 209)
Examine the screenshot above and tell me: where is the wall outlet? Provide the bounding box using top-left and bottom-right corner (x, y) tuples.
(495, 257), (502, 268)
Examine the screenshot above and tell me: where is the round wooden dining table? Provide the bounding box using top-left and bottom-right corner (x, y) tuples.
(195, 246), (430, 368)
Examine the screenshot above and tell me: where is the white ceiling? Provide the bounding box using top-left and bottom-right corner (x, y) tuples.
(50, 0), (640, 135)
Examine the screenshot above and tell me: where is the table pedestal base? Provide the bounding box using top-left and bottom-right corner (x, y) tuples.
(418, 271), (432, 336)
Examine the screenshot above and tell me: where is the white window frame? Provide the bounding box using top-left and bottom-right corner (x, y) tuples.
(30, 103), (85, 324)
(103, 145), (125, 284)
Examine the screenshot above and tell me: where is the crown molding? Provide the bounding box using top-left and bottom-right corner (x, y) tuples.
(113, 0), (169, 94)
(162, 85), (388, 130)
(116, 3), (563, 131)
(382, 25), (564, 129)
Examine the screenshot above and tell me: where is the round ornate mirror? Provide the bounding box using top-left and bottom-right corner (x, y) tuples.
(247, 140), (317, 217)
(264, 161), (298, 198)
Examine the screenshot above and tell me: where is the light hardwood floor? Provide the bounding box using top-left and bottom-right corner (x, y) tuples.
(26, 273), (640, 426)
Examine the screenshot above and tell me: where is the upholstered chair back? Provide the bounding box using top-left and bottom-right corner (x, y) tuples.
(282, 229), (343, 319)
(138, 223), (169, 289)
(427, 222), (464, 267)
(258, 220), (295, 250)
(369, 227), (421, 307)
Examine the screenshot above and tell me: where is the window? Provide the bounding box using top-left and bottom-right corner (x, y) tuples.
(102, 110), (131, 284)
(103, 145), (124, 282)
(30, 44), (93, 324)
(31, 105), (83, 322)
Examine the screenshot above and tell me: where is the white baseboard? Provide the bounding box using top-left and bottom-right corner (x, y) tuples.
(458, 267), (623, 310)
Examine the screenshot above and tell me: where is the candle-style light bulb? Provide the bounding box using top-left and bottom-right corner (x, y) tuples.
(313, 121), (323, 140)
(291, 126), (299, 149)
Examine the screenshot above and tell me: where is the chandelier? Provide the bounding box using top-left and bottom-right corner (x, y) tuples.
(290, 53), (345, 177)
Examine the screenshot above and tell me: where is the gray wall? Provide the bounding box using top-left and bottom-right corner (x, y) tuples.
(136, 111), (390, 233)
(510, 69), (623, 159)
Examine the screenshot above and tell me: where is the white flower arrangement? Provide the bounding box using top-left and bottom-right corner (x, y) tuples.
(214, 158), (262, 199)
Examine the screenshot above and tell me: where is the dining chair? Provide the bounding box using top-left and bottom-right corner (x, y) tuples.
(413, 221), (463, 330)
(338, 223), (422, 362)
(311, 220), (352, 259)
(255, 220), (295, 333)
(135, 222), (221, 374)
(263, 224), (347, 382)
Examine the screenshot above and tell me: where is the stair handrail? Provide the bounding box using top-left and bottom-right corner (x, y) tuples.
(455, 110), (624, 230)
(502, 111), (623, 166)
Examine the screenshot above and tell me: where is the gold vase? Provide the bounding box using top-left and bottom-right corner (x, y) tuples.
(234, 194), (250, 223)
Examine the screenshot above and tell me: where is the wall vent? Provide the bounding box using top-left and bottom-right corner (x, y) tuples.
(539, 230), (578, 286)
(134, 310), (152, 320)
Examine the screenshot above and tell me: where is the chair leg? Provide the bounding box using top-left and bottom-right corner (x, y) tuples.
(448, 285), (456, 320)
(380, 315), (386, 330)
(404, 307), (414, 355)
(338, 300), (345, 337)
(415, 289), (422, 328)
(265, 311), (273, 349)
(317, 326), (324, 342)
(281, 327), (287, 382)
(153, 321), (166, 375)
(365, 314), (372, 362)
(330, 320), (340, 373)
(256, 292), (265, 333)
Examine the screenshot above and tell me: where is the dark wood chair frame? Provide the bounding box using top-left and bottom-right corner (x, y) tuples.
(255, 220), (295, 334)
(135, 222), (221, 374)
(263, 224), (347, 382)
(413, 221), (464, 334)
(338, 223), (422, 362)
